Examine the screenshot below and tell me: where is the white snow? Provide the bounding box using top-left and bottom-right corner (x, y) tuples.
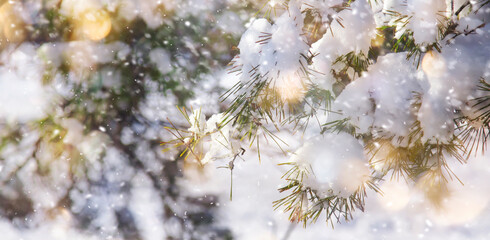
(332, 53), (423, 143)
(0, 44), (52, 122)
(311, 0), (376, 90)
(149, 48), (173, 75)
(291, 132), (370, 198)
(234, 2), (310, 103)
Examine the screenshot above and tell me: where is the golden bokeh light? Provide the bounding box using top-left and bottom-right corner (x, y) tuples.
(0, 1), (26, 42)
(369, 141), (392, 172)
(416, 169), (450, 206)
(77, 8), (112, 41)
(429, 187), (488, 226)
(421, 50), (447, 79)
(371, 34), (385, 48)
(378, 179), (411, 212)
(273, 74), (307, 104)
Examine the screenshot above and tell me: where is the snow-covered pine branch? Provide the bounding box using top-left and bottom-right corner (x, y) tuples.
(164, 0), (490, 227)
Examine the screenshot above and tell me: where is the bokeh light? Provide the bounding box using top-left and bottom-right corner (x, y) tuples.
(0, 1), (26, 43)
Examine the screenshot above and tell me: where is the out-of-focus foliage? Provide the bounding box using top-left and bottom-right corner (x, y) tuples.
(0, 0), (260, 239)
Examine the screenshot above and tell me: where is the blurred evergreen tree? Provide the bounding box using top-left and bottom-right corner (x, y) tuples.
(0, 0), (257, 239)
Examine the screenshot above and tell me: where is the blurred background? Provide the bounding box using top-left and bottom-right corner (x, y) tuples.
(0, 0), (490, 239)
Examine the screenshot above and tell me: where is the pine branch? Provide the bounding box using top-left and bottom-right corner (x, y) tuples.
(455, 78), (490, 158)
(273, 162), (380, 226)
